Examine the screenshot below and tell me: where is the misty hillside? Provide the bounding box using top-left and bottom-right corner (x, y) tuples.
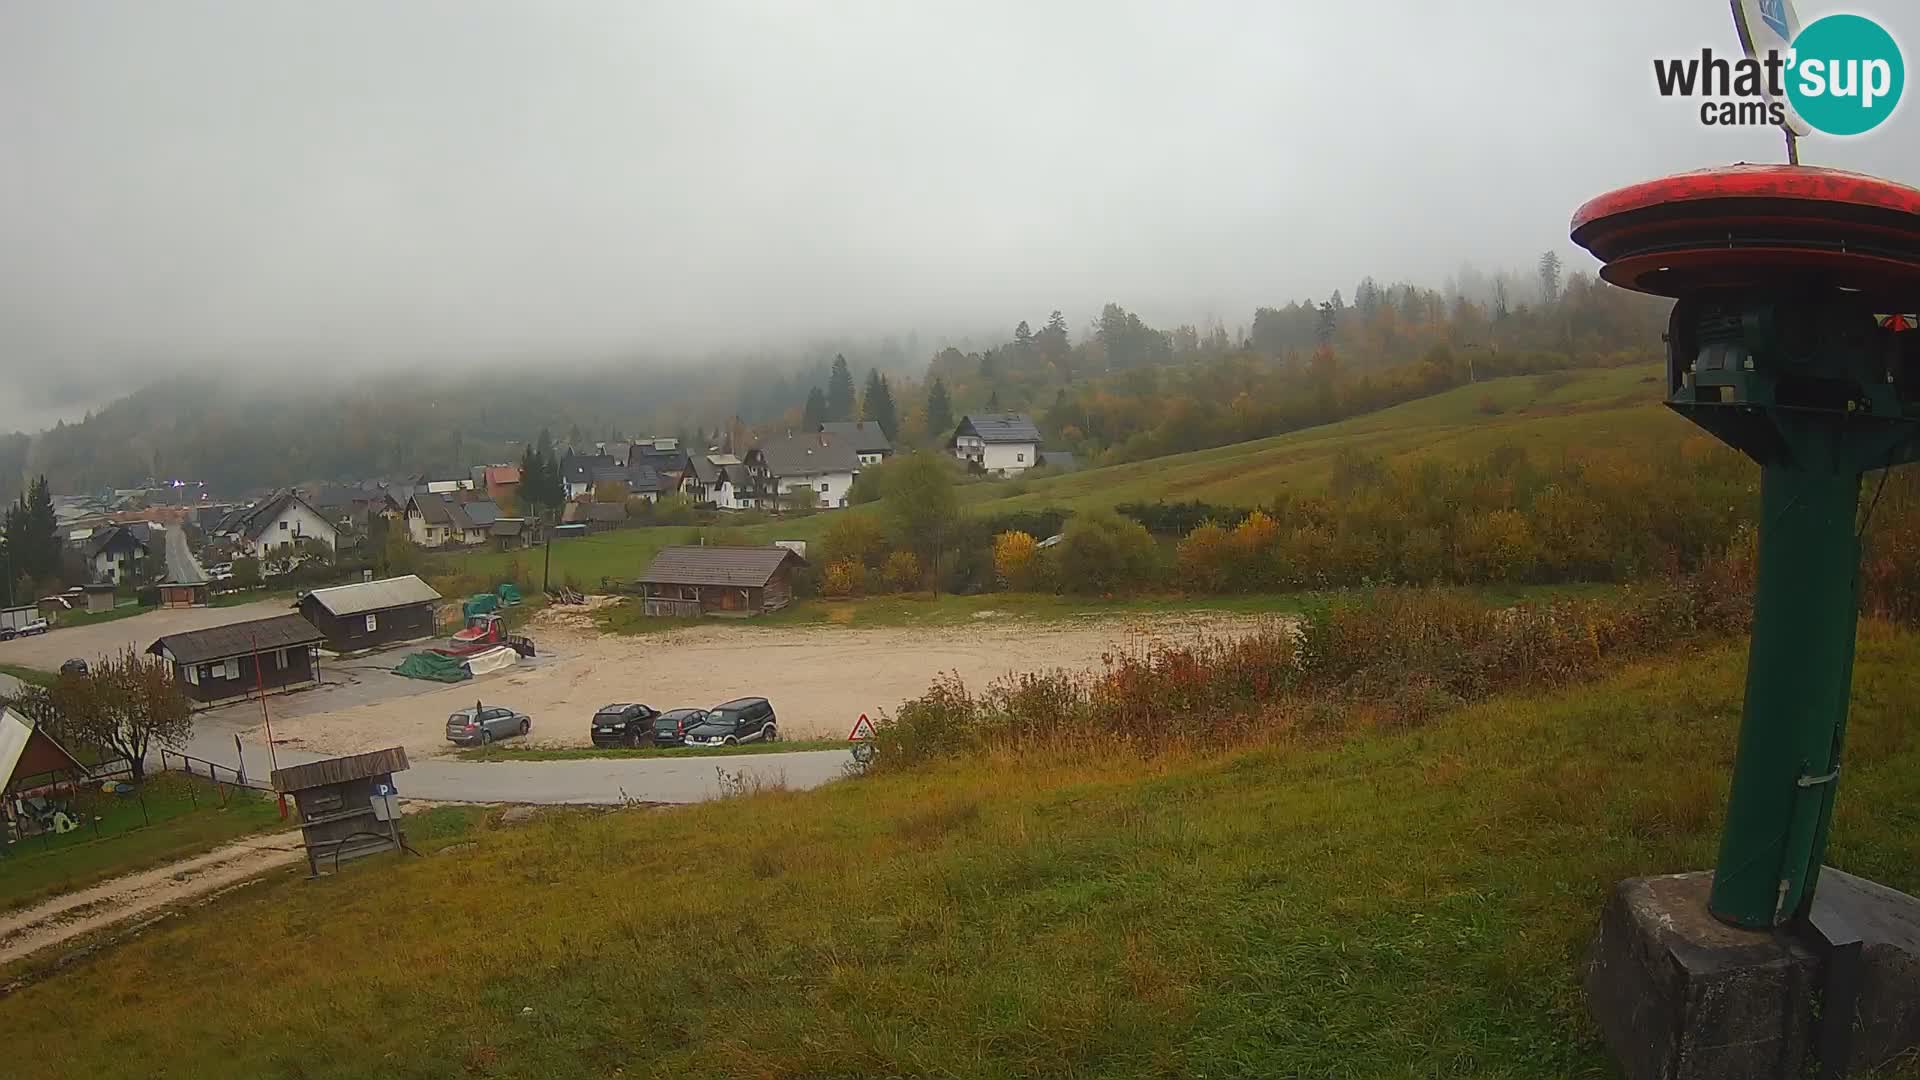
(1, 275), (1672, 500)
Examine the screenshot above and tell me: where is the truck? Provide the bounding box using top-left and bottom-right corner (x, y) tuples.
(438, 613), (536, 658)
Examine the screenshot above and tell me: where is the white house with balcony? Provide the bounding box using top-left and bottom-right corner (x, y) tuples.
(948, 413), (1042, 475)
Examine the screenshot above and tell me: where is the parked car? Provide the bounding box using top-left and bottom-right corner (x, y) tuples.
(60, 659), (88, 676)
(682, 698), (778, 748)
(589, 702), (659, 748)
(10, 619), (51, 637)
(445, 703), (532, 746)
(651, 707), (708, 748)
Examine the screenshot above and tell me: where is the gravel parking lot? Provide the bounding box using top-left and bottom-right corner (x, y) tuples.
(0, 598), (294, 671)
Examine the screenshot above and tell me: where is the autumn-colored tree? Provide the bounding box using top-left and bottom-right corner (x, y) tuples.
(992, 530), (1040, 590)
(821, 559), (867, 598)
(821, 513), (889, 569)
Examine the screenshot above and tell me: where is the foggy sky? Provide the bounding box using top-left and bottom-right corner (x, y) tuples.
(3, 1), (1917, 432)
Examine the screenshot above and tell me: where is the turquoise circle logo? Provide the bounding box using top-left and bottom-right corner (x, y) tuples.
(1787, 13), (1904, 135)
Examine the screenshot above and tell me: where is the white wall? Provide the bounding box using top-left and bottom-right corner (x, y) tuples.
(776, 471), (856, 509)
(245, 502), (338, 559)
(981, 442), (1037, 475)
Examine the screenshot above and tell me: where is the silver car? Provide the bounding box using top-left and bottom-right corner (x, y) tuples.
(446, 704), (532, 746)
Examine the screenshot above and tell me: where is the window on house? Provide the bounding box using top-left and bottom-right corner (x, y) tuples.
(222, 658), (240, 681)
(274, 649), (288, 670)
(819, 483), (829, 494)
(279, 520), (288, 531)
(366, 613), (378, 632)
(1017, 452), (1025, 462)
(186, 666), (201, 686)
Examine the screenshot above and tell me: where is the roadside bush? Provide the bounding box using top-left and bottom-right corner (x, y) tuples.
(1055, 509), (1161, 594)
(820, 559), (867, 598)
(882, 550), (922, 592)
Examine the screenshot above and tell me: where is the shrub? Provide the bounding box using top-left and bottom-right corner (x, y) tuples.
(992, 531), (1040, 590)
(1055, 509), (1161, 594)
(882, 550), (922, 592)
(820, 559), (867, 598)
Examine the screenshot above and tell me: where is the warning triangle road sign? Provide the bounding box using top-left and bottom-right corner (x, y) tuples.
(848, 714), (875, 741)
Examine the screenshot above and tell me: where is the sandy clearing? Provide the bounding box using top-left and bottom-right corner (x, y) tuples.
(0, 831), (305, 967)
(263, 606), (1285, 761)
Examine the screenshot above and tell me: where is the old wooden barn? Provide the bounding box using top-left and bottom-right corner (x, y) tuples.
(636, 545), (806, 618)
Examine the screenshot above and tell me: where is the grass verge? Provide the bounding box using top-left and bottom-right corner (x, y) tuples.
(454, 739), (848, 762)
(0, 773), (286, 912)
(0, 663), (56, 689)
(5, 625), (1919, 1077)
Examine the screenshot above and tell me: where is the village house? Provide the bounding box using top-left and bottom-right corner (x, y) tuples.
(404, 494), (487, 548)
(294, 575), (443, 653)
(636, 545), (807, 617)
(948, 413), (1043, 475)
(562, 453), (620, 500)
(82, 523), (154, 584)
(627, 438), (691, 491)
(744, 431), (862, 510)
(818, 421), (894, 465)
(682, 453), (750, 510)
(216, 491), (340, 560)
(480, 464), (521, 504)
(147, 612), (324, 709)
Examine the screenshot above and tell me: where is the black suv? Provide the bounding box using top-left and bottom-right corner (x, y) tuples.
(590, 703), (660, 748)
(682, 698), (778, 748)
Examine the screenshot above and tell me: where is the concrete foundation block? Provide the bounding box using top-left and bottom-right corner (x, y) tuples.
(1584, 868), (1920, 1080)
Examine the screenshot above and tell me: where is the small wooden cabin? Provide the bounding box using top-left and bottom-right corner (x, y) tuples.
(294, 575), (443, 654)
(147, 613), (325, 709)
(636, 545), (806, 618)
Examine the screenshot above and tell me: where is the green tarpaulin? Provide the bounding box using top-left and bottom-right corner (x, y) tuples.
(462, 594), (499, 619)
(496, 583), (523, 606)
(392, 652), (471, 683)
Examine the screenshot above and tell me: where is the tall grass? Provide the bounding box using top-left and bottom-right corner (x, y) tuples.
(874, 570), (1755, 766)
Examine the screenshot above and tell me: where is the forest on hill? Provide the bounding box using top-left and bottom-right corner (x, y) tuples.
(1, 256), (1670, 499)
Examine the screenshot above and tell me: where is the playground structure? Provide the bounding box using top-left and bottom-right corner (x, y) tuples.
(1572, 164), (1920, 1079)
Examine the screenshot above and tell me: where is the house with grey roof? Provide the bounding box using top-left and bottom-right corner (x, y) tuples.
(949, 413), (1043, 475)
(404, 494), (486, 548)
(148, 612), (323, 708)
(683, 453), (751, 510)
(744, 431), (863, 510)
(215, 490), (339, 560)
(636, 545), (807, 617)
(294, 574), (443, 653)
(818, 421), (894, 465)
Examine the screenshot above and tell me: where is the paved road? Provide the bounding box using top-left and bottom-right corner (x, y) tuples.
(170, 711), (853, 805)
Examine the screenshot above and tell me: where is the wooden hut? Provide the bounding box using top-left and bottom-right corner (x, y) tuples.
(147, 613), (324, 709)
(636, 545), (806, 618)
(270, 747), (410, 875)
(294, 575), (442, 654)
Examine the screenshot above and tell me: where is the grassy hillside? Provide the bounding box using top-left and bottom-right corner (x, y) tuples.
(425, 364), (1680, 593)
(5, 626), (1919, 1078)
(966, 362), (1677, 514)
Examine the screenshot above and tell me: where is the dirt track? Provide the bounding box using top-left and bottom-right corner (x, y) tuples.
(0, 831), (304, 968)
(264, 606), (1272, 760)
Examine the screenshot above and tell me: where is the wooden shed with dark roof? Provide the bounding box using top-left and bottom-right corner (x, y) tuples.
(636, 545), (807, 618)
(147, 612), (325, 708)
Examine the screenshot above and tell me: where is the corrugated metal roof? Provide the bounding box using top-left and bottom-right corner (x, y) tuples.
(148, 613), (323, 665)
(639, 545), (806, 587)
(955, 413), (1042, 445)
(300, 575), (443, 617)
